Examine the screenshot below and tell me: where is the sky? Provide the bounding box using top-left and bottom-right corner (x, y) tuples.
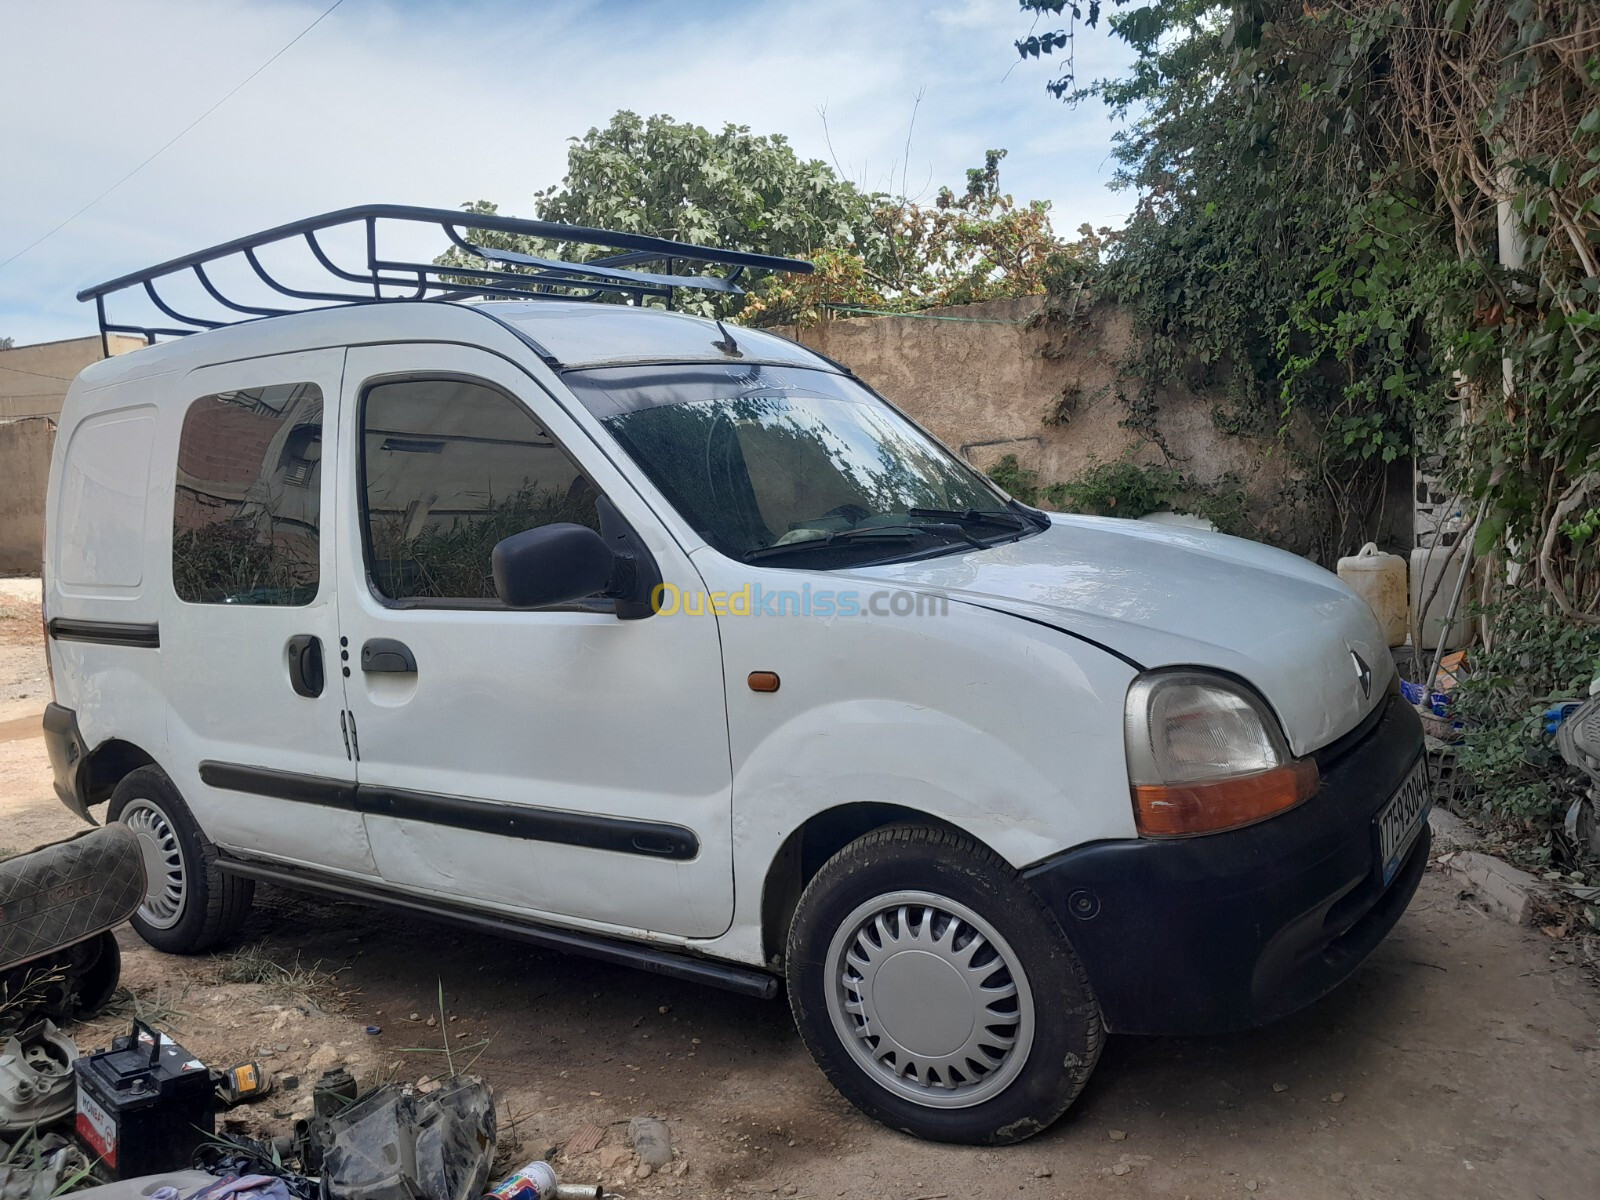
(0, 0), (1138, 346)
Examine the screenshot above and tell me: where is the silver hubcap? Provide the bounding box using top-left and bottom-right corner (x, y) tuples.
(120, 799), (186, 929)
(825, 889), (1035, 1109)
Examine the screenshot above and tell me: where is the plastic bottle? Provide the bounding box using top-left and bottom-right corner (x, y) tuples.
(1337, 542), (1408, 647)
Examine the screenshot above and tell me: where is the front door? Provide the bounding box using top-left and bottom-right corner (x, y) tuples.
(161, 350), (372, 875)
(335, 343), (733, 939)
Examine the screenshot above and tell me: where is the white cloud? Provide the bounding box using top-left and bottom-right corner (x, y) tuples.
(0, 0), (1135, 343)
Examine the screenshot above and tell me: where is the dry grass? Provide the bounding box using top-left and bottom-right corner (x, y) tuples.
(209, 943), (345, 1009)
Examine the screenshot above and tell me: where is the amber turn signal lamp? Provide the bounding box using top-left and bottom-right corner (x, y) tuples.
(1132, 758), (1318, 837)
(747, 671), (781, 693)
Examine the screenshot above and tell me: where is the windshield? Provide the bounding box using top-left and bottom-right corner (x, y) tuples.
(566, 363), (1036, 567)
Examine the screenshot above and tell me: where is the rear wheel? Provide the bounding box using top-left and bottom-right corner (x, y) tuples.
(785, 825), (1103, 1144)
(109, 767), (253, 953)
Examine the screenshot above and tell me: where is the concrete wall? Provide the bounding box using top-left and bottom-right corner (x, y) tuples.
(0, 334), (144, 422)
(784, 296), (1406, 558)
(0, 335), (143, 573)
(0, 418), (55, 573)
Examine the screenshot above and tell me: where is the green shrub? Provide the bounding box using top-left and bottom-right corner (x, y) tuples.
(1454, 590), (1600, 853)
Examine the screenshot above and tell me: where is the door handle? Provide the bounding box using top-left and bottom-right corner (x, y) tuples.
(286, 635), (324, 698)
(361, 637), (417, 674)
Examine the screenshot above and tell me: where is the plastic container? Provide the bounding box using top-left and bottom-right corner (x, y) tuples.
(485, 1161), (560, 1200)
(1337, 543), (1408, 647)
(1409, 546), (1473, 652)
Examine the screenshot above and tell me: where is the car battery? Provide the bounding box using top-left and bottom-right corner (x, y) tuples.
(74, 1019), (215, 1178)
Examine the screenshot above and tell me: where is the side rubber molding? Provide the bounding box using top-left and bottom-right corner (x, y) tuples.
(46, 619), (160, 648)
(42, 704), (91, 822)
(1025, 692), (1428, 1036)
(199, 761), (700, 861)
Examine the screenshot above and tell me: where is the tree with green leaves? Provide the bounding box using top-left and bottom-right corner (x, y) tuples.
(441, 111), (1074, 324)
(1017, 1), (1600, 856)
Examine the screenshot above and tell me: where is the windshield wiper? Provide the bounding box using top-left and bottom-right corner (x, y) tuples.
(908, 507), (1028, 532)
(743, 522), (978, 562)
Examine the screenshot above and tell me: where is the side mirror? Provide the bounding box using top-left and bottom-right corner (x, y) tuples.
(492, 523), (615, 609)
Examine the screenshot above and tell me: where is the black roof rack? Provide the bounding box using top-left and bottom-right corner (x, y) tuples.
(77, 204), (814, 349)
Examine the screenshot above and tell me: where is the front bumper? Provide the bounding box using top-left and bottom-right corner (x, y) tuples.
(1025, 691), (1427, 1036)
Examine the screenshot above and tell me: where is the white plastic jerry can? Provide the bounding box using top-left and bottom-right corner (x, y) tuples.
(1337, 542), (1409, 648)
(1409, 545), (1475, 652)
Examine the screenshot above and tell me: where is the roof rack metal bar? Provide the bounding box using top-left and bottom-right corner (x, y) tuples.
(142, 281), (223, 330)
(435, 224), (729, 295)
(76, 204), (813, 343)
(191, 263), (288, 318)
(462, 243), (744, 294)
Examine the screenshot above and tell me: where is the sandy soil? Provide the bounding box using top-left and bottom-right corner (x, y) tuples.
(2, 588), (1597, 1198)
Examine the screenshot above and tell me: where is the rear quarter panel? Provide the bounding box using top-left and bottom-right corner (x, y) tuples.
(45, 373), (177, 784)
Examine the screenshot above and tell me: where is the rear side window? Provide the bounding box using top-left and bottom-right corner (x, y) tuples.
(360, 377), (601, 604)
(172, 384), (322, 606)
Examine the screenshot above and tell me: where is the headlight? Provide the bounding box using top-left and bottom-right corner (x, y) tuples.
(1124, 671), (1319, 837)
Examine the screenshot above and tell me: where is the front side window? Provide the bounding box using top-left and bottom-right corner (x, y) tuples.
(361, 377), (601, 604)
(566, 364), (1035, 568)
(172, 383), (322, 605)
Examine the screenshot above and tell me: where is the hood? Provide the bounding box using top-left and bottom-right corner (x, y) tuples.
(847, 515), (1391, 756)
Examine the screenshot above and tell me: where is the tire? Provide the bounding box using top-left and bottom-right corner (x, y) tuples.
(108, 766), (254, 954)
(786, 825), (1103, 1145)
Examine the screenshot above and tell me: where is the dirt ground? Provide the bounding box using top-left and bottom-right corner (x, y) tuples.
(3, 581), (1597, 1199)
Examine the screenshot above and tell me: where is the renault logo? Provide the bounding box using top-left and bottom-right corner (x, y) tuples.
(1351, 649), (1373, 700)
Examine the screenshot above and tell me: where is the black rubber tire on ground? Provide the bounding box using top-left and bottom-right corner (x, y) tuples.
(786, 824), (1103, 1145)
(107, 766), (254, 954)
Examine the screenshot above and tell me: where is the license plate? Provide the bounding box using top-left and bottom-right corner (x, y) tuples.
(1376, 757), (1430, 885)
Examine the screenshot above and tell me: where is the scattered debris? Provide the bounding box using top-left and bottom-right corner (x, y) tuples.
(626, 1117), (673, 1170)
(214, 1061), (272, 1108)
(0, 826), (144, 1037)
(71, 1171), (217, 1200)
(319, 1076), (496, 1200)
(1440, 852), (1553, 926)
(1427, 808), (1480, 854)
(0, 1020), (78, 1131)
(563, 1124), (605, 1159)
(485, 1159), (557, 1200)
(74, 1020), (215, 1179)
(0, 1130), (90, 1200)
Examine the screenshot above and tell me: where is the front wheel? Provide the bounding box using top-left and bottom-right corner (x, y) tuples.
(785, 825), (1104, 1144)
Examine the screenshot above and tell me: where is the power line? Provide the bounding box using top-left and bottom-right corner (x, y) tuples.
(0, 361), (75, 381)
(0, 0), (346, 274)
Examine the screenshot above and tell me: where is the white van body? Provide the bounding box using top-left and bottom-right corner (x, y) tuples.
(44, 296), (1429, 1145)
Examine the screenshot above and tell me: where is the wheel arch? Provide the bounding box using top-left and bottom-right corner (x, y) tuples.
(759, 802), (967, 967)
(81, 738), (161, 812)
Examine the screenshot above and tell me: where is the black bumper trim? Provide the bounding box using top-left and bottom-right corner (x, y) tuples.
(1026, 693), (1428, 1036)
